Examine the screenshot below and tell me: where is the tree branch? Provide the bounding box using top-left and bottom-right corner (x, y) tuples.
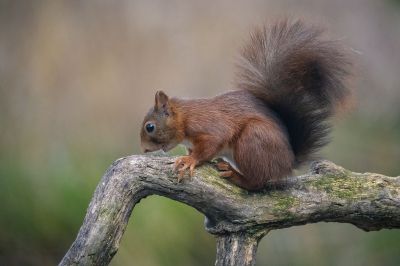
(59, 155), (400, 266)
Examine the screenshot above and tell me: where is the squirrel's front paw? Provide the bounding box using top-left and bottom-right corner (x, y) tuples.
(173, 156), (198, 182)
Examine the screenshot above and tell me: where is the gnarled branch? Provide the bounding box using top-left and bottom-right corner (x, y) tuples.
(59, 155), (400, 266)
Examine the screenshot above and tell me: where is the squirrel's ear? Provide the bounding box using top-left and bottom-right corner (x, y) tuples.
(154, 90), (169, 112)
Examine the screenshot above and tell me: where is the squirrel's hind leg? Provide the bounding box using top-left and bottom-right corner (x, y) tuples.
(232, 120), (294, 191)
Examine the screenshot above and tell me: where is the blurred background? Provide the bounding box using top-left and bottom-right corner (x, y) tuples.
(0, 0), (399, 265)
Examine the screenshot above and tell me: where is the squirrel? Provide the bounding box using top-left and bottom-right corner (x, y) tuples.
(140, 20), (351, 191)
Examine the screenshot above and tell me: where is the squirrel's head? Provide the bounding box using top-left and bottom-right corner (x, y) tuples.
(140, 91), (183, 153)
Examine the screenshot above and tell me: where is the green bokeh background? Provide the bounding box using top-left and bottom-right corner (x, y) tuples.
(0, 1), (399, 265)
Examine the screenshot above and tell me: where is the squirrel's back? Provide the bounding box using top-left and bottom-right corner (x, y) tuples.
(236, 19), (351, 165)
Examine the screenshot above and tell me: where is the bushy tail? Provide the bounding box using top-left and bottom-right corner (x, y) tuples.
(236, 20), (351, 164)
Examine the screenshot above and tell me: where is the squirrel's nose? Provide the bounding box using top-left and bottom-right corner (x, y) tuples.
(141, 142), (153, 153)
(140, 143), (147, 153)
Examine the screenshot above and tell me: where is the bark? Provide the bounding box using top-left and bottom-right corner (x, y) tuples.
(215, 231), (267, 266)
(59, 155), (400, 266)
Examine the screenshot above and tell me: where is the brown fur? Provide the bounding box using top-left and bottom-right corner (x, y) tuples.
(142, 90), (294, 190)
(140, 19), (351, 191)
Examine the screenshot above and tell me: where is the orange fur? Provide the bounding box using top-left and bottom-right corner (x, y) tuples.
(140, 20), (351, 191)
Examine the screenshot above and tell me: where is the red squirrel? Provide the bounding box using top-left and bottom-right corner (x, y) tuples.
(140, 20), (351, 191)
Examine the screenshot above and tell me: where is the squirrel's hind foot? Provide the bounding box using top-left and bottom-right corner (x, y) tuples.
(216, 160), (246, 186)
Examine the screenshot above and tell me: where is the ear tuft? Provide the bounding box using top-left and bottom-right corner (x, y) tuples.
(154, 90), (169, 111)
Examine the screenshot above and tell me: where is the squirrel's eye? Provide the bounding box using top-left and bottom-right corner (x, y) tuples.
(145, 122), (156, 134)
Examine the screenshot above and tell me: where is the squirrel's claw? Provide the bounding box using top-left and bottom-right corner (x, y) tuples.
(174, 156), (197, 181)
(216, 160), (236, 179)
(216, 161), (231, 171)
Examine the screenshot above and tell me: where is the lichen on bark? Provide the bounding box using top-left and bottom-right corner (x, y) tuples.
(60, 155), (400, 266)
